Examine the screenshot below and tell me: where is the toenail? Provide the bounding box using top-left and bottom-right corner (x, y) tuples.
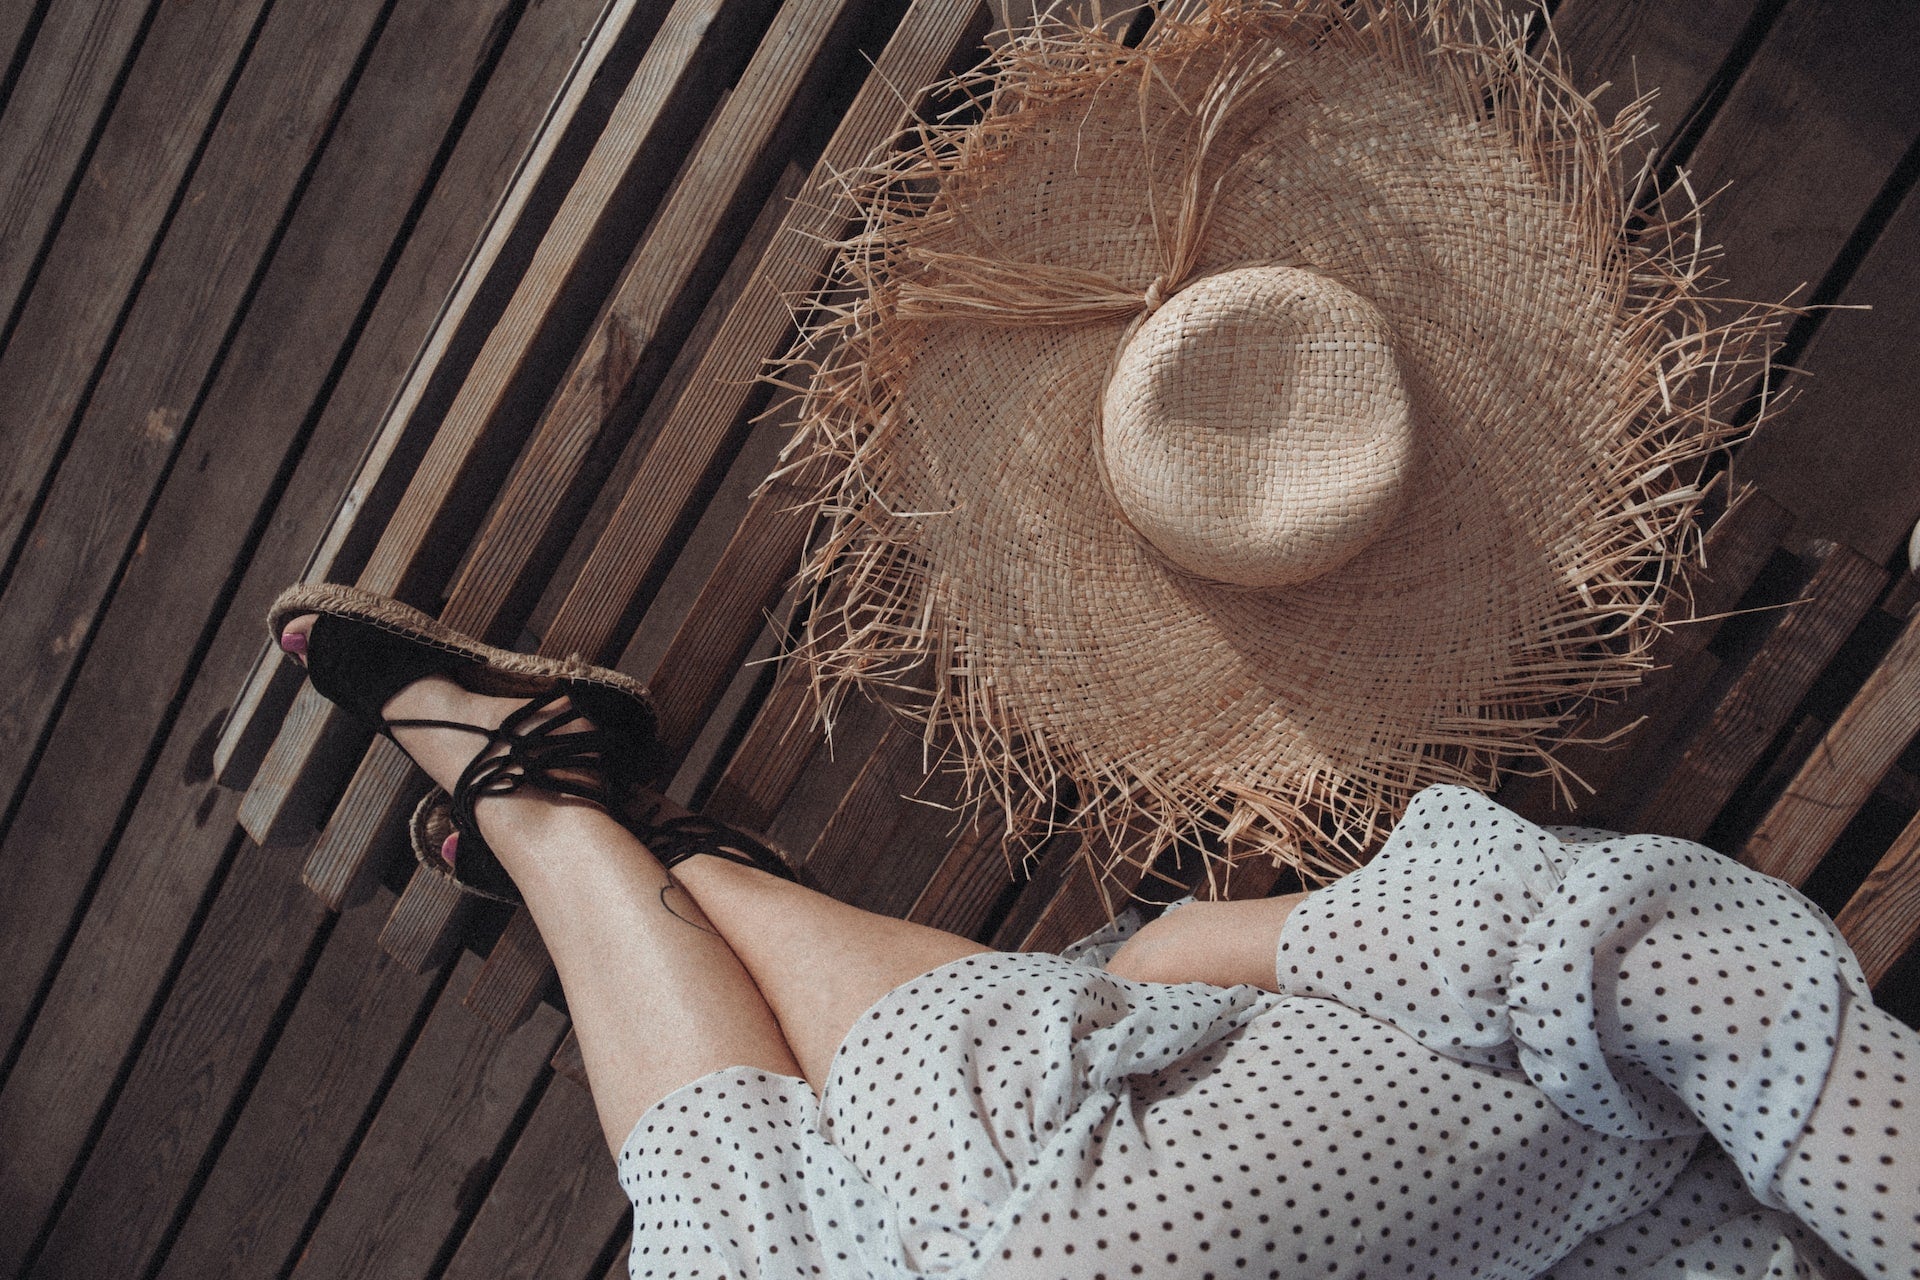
(440, 831), (459, 866)
(279, 629), (307, 657)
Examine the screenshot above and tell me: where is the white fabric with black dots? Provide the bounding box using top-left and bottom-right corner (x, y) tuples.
(619, 785), (1917, 1278)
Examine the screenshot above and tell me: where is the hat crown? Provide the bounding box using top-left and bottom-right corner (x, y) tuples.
(1099, 266), (1414, 589)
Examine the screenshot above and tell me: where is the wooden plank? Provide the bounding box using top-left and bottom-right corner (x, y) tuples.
(552, 1028), (591, 1089)
(705, 657), (831, 834)
(238, 0), (768, 844)
(303, 741), (418, 909)
(354, 0), (978, 1002)
(0, 0), (393, 824)
(217, 0), (662, 790)
(1736, 185), (1920, 565)
(0, 0), (595, 1247)
(149, 891), (446, 1280)
(287, 956), (567, 1280)
(1881, 570), (1920, 623)
(908, 805), (1015, 938)
(1497, 486), (1793, 821)
(438, 0), (875, 645)
(351, 0), (764, 606)
(0, 0), (149, 343)
(29, 853), (332, 1280)
(1834, 809), (1920, 988)
(538, 0), (993, 661)
(0, 0), (43, 112)
(761, 665), (900, 860)
(379, 859), (474, 974)
(438, 1077), (626, 1280)
(1626, 541), (1888, 840)
(0, 0), (513, 1057)
(0, 0), (274, 579)
(462, 905), (554, 1031)
(802, 721), (968, 916)
(1014, 843), (1147, 955)
(1679, 0), (1920, 316)
(1551, 0), (1770, 155)
(631, 420), (813, 757)
(1742, 604), (1920, 886)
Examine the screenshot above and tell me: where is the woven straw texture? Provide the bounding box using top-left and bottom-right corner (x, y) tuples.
(775, 0), (1781, 897)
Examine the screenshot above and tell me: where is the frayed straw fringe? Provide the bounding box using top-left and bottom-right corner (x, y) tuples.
(767, 0), (1788, 905)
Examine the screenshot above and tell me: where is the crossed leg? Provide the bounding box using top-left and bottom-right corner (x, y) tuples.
(278, 614), (991, 1154)
(279, 613), (1297, 1158)
(373, 670), (987, 1155)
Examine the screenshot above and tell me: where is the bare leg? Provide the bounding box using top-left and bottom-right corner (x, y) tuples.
(672, 856), (991, 1091)
(279, 618), (801, 1156)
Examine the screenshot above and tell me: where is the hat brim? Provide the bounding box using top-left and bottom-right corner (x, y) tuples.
(779, 0), (1782, 894)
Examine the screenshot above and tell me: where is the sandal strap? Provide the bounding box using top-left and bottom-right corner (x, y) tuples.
(625, 796), (796, 881)
(444, 689), (643, 843)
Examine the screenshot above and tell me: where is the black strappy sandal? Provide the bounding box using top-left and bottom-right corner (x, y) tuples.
(409, 785), (800, 904)
(268, 583), (666, 902)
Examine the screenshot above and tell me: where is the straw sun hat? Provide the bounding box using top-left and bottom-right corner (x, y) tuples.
(777, 0), (1778, 896)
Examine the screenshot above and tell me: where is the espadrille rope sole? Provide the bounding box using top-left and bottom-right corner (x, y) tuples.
(266, 582), (653, 709)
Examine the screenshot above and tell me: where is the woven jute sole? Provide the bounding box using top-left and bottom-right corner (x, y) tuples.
(266, 582), (654, 709)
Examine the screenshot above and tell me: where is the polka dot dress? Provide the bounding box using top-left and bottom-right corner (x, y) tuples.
(618, 786), (1918, 1278)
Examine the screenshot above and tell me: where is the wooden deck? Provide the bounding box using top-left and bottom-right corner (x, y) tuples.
(1, 0), (1917, 1274)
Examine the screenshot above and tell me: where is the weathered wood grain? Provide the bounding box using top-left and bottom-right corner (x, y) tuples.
(379, 859), (475, 974)
(802, 722), (969, 916)
(438, 1077), (626, 1280)
(463, 905), (555, 1031)
(1550, 0), (1770, 156)
(1013, 845), (1146, 955)
(1742, 606), (1920, 887)
(217, 0), (659, 790)
(0, 0), (512, 1058)
(148, 887), (444, 1280)
(706, 596), (852, 836)
(239, 0), (767, 843)
(632, 421), (816, 758)
(387, 0), (980, 1017)
(0, 0), (387, 817)
(553, 1028), (591, 1089)
(540, 0), (992, 660)
(908, 805), (1015, 938)
(1498, 486), (1794, 822)
(443, 0), (876, 645)
(0, 0), (149, 345)
(30, 850), (330, 1280)
(354, 0), (764, 603)
(1626, 541), (1888, 840)
(1833, 810), (1920, 989)
(285, 955), (567, 1280)
(0, 0), (607, 1260)
(304, 742), (419, 909)
(1737, 184), (1920, 566)
(0, 0), (273, 584)
(1681, 0), (1920, 314)
(0, 0), (43, 110)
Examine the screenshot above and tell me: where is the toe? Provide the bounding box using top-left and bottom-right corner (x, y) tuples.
(279, 612), (319, 664)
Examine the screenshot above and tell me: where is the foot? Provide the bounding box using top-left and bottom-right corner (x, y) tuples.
(282, 613), (568, 788)
(279, 613), (611, 879)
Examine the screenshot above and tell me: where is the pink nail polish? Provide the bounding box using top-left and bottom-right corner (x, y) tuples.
(440, 831), (459, 866)
(279, 630), (307, 657)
